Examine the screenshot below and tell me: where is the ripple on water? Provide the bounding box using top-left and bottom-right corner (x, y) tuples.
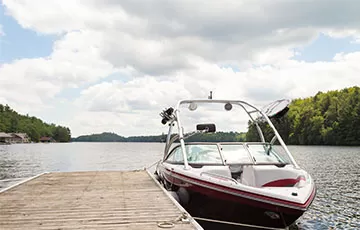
(290, 146), (360, 230)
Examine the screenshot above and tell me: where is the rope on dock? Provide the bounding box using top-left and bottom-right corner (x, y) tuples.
(157, 222), (175, 228)
(145, 159), (161, 170)
(192, 216), (289, 230)
(157, 212), (190, 228)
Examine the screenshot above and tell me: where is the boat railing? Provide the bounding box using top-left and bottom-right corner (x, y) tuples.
(200, 172), (238, 184)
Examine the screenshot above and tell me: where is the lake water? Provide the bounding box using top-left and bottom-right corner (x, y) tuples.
(0, 143), (359, 229)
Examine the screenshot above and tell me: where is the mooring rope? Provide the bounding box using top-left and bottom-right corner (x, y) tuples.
(192, 216), (289, 230)
(145, 159), (161, 170)
(157, 212), (190, 228)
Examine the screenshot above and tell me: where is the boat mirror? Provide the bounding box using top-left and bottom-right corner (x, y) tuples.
(261, 99), (290, 119)
(188, 102), (197, 111)
(196, 124), (216, 133)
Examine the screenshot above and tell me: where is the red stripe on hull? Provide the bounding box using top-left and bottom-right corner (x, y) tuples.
(262, 175), (306, 187)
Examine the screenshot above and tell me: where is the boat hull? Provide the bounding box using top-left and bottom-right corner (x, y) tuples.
(159, 167), (315, 227)
(184, 191), (303, 229)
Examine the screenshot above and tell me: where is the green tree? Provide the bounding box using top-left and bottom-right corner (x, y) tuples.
(0, 104), (71, 142)
(246, 86), (360, 146)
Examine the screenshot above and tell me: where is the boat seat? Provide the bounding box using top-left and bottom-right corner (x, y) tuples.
(228, 164), (243, 181)
(241, 165), (256, 186)
(241, 165), (305, 188)
(193, 165), (232, 180)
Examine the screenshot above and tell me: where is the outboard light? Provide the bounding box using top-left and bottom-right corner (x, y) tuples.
(224, 102), (232, 111)
(188, 102), (197, 111)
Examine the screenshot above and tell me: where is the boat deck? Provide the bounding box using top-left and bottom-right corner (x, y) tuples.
(0, 170), (202, 230)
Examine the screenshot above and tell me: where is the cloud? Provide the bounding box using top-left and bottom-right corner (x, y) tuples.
(69, 52), (360, 136)
(325, 29), (360, 43)
(0, 29), (117, 114)
(1, 0), (360, 136)
(75, 77), (191, 113)
(4, 0), (360, 75)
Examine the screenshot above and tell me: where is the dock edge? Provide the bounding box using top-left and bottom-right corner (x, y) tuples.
(146, 169), (204, 230)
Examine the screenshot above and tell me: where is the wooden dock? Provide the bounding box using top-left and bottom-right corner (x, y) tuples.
(0, 170), (203, 230)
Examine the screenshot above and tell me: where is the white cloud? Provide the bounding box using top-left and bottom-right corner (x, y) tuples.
(75, 77), (191, 112)
(5, 0), (360, 73)
(2, 0), (144, 34)
(1, 0), (360, 136)
(325, 29), (360, 43)
(69, 52), (360, 136)
(0, 29), (118, 113)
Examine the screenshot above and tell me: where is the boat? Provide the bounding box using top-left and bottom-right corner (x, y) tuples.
(155, 98), (316, 228)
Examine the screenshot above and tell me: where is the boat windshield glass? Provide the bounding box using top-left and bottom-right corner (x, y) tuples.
(220, 145), (253, 164)
(246, 144), (289, 164)
(166, 144), (223, 164)
(186, 145), (222, 164)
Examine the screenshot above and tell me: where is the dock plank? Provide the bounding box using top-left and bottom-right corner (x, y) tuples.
(0, 170), (202, 229)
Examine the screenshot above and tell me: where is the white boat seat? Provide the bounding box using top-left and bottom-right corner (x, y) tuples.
(192, 165), (232, 179)
(241, 165), (305, 187)
(229, 164), (243, 181)
(241, 165), (256, 186)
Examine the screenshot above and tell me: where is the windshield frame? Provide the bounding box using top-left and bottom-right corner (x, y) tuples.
(165, 142), (290, 167)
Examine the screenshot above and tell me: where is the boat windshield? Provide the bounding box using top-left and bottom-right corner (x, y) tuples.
(220, 144), (289, 165)
(166, 144), (223, 164)
(186, 145), (223, 164)
(246, 144), (288, 164)
(166, 143), (289, 165)
(220, 145), (253, 164)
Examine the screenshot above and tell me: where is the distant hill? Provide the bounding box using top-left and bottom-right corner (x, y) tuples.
(72, 132), (164, 142)
(72, 132), (246, 142)
(72, 132), (127, 142)
(247, 86), (360, 145)
(0, 104), (71, 142)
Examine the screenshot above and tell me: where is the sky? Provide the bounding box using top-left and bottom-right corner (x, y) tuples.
(1, 0), (360, 137)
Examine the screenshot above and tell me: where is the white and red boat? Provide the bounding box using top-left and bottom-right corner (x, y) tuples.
(156, 99), (316, 228)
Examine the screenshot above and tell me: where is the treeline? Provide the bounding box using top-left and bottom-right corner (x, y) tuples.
(72, 132), (164, 142)
(247, 86), (360, 145)
(72, 132), (246, 142)
(0, 104), (71, 142)
(73, 132), (127, 142)
(186, 132), (246, 142)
